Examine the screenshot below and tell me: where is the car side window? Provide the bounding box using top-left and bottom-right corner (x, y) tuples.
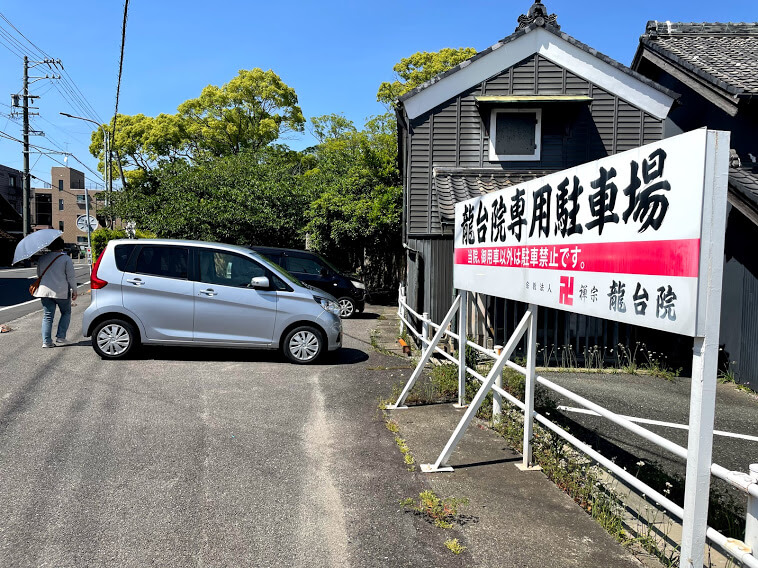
(114, 244), (136, 271)
(198, 250), (271, 288)
(135, 246), (188, 279)
(285, 255), (323, 275)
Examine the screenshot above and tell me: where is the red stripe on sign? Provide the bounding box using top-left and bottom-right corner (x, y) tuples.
(454, 239), (700, 278)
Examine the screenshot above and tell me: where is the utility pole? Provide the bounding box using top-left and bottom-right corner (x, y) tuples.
(59, 112), (104, 270)
(22, 56), (30, 236)
(16, 57), (60, 236)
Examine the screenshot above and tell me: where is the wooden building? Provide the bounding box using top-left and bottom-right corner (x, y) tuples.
(633, 21), (758, 386)
(395, 2), (679, 362)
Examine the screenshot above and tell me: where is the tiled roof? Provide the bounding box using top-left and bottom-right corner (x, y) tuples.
(433, 168), (553, 223)
(640, 22), (758, 95)
(729, 155), (758, 211)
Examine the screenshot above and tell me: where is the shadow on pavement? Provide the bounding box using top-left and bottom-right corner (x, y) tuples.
(350, 312), (380, 320)
(121, 344), (369, 365)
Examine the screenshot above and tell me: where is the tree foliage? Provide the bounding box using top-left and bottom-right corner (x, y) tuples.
(110, 147), (311, 248)
(90, 68), (304, 180)
(377, 47), (476, 106)
(302, 113), (403, 290)
(178, 68), (305, 157)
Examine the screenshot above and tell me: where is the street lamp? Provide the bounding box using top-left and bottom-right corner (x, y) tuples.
(59, 112), (108, 269)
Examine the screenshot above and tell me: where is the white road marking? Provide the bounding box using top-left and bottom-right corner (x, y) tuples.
(0, 282), (90, 313)
(557, 405), (758, 442)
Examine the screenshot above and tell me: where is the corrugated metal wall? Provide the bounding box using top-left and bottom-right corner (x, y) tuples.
(405, 54), (665, 237)
(720, 205), (758, 389)
(405, 237), (455, 324)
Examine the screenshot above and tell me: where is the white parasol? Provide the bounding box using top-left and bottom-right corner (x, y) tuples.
(12, 229), (63, 265)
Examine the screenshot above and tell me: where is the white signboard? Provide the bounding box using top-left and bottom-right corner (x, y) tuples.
(454, 129), (727, 337)
(76, 215), (98, 232)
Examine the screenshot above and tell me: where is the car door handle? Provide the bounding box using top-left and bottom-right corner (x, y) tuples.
(126, 278), (144, 286)
(199, 288), (217, 296)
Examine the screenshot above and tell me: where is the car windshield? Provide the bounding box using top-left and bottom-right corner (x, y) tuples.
(317, 253), (346, 276)
(248, 250), (304, 287)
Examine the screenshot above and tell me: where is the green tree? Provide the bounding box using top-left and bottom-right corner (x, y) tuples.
(178, 68), (305, 157)
(90, 68), (305, 179)
(377, 47), (476, 106)
(109, 147), (311, 248)
(309, 113), (357, 143)
(302, 114), (403, 291)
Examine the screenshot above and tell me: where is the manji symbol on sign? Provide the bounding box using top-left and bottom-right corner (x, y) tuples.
(559, 276), (574, 306)
(453, 129), (727, 337)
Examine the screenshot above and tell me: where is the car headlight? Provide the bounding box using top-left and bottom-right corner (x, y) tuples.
(314, 296), (341, 316)
(351, 280), (365, 290)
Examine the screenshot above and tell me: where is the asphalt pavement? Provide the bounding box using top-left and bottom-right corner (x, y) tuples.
(6, 294), (730, 566)
(0, 297), (466, 567)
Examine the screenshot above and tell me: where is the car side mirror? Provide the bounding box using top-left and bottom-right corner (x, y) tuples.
(250, 276), (270, 289)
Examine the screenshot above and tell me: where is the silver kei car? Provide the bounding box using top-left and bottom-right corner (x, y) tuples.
(82, 239), (342, 364)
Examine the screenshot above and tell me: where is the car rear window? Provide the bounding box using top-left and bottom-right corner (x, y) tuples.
(114, 244), (136, 271)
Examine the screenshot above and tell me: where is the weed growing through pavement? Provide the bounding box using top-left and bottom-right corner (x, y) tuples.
(377, 398), (416, 471)
(400, 490), (470, 529)
(444, 538), (466, 555)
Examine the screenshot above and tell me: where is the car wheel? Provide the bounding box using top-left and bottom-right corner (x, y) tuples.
(283, 326), (324, 364)
(92, 319), (137, 359)
(337, 297), (356, 318)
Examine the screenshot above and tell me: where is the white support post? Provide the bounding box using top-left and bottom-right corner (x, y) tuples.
(493, 345), (503, 417)
(422, 310), (532, 473)
(457, 290), (468, 408)
(746, 464), (758, 557)
(398, 285), (406, 337)
(519, 304), (540, 471)
(387, 295), (461, 410)
(680, 129), (728, 568)
(422, 312), (430, 345)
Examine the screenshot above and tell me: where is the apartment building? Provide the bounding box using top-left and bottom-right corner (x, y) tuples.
(0, 164), (22, 216)
(31, 166), (104, 248)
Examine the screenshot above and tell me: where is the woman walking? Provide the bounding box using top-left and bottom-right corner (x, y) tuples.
(32, 237), (78, 348)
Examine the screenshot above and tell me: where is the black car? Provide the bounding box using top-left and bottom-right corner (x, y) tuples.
(249, 246), (366, 318)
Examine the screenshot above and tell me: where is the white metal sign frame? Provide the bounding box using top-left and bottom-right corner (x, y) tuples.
(391, 130), (730, 568)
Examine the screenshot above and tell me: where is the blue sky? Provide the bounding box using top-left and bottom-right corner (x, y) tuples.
(0, 0), (756, 189)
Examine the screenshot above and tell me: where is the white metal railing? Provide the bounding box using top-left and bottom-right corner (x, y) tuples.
(395, 285), (758, 568)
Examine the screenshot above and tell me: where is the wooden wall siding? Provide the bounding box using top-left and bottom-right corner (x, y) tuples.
(591, 86), (616, 156)
(642, 113), (664, 145)
(536, 57), (564, 93)
(405, 54), (665, 236)
(566, 70), (591, 95)
(459, 88), (482, 168)
(617, 100), (644, 151)
(512, 56), (536, 94)
(408, 117), (430, 234)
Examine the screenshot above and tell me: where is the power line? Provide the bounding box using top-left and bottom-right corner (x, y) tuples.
(0, 13), (103, 124)
(0, 12), (48, 59)
(0, 128), (104, 187)
(113, 0), (130, 126)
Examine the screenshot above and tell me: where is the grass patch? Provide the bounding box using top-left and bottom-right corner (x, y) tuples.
(444, 538), (466, 555)
(400, 490), (470, 529)
(378, 399), (416, 471)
